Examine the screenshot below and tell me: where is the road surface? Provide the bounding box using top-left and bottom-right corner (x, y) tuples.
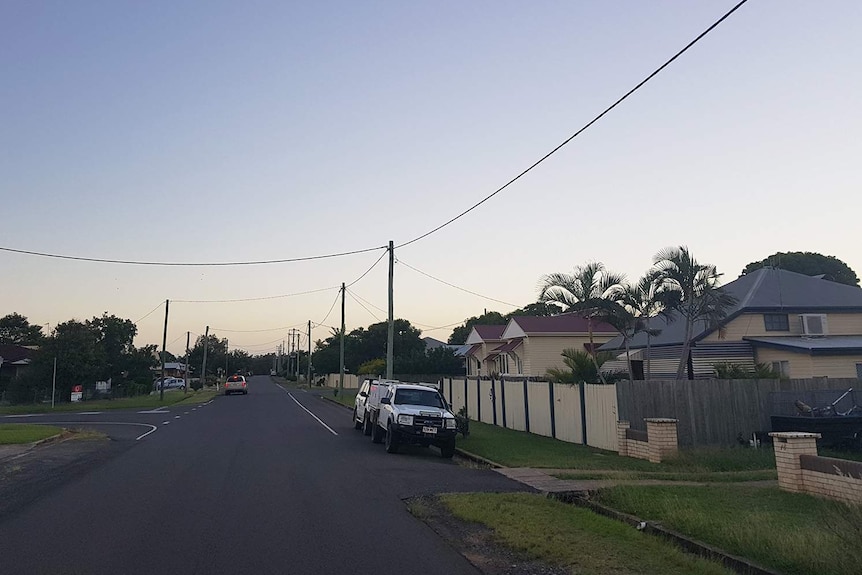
(0, 376), (526, 574)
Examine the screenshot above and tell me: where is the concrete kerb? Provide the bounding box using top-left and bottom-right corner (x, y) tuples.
(0, 430), (66, 463)
(550, 492), (783, 575)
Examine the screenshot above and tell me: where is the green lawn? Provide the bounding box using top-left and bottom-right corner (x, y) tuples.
(0, 424), (63, 444)
(596, 485), (862, 575)
(439, 492), (733, 575)
(458, 421), (776, 473)
(0, 387), (219, 415)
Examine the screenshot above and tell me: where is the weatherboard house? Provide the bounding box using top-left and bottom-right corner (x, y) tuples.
(464, 314), (618, 378)
(600, 267), (862, 380)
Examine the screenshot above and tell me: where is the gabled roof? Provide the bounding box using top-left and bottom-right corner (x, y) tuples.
(0, 344), (36, 364)
(464, 325), (506, 344)
(600, 267), (862, 351)
(464, 343), (483, 357)
(501, 313), (617, 340)
(493, 338), (524, 353)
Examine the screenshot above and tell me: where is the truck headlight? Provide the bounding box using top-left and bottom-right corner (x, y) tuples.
(397, 414), (414, 426)
(445, 418), (456, 429)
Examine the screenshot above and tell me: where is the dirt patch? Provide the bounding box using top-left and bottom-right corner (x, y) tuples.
(407, 495), (568, 575)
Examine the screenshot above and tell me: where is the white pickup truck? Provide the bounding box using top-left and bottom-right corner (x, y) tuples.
(370, 383), (457, 458)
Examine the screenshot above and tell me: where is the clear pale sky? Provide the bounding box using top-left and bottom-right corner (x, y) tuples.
(2, 1), (860, 356)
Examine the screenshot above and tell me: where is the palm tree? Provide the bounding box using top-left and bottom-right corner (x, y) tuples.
(545, 349), (623, 384)
(614, 272), (667, 380)
(539, 262), (625, 382)
(652, 246), (737, 379)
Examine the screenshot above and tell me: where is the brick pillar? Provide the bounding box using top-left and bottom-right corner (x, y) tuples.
(769, 432), (820, 493)
(645, 418), (678, 463)
(616, 421), (630, 457)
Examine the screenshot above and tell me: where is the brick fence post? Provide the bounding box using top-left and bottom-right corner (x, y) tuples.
(645, 418), (678, 463)
(769, 432), (820, 493)
(616, 421), (630, 457)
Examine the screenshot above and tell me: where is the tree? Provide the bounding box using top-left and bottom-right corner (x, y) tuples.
(448, 311), (507, 345)
(538, 262), (625, 382)
(86, 313), (138, 382)
(653, 246), (737, 380)
(741, 251), (859, 287)
(545, 349), (623, 384)
(0, 313), (44, 345)
(612, 272), (667, 380)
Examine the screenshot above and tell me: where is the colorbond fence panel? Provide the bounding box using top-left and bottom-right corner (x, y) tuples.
(466, 379), (479, 421)
(554, 383), (583, 444)
(527, 381), (553, 437)
(504, 379), (526, 431)
(479, 379), (494, 424)
(584, 384), (618, 451)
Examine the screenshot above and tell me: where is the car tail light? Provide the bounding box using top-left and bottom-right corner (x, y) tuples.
(242, 382), (247, 387)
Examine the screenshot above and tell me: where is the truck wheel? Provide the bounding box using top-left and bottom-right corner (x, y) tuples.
(440, 439), (456, 459)
(372, 422), (385, 444)
(363, 414), (373, 436)
(385, 423), (400, 454)
(353, 409), (362, 430)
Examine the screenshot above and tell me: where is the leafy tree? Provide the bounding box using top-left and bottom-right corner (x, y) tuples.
(539, 262), (625, 383)
(653, 246), (737, 379)
(312, 320), (425, 375)
(447, 302), (560, 345)
(358, 358), (386, 375)
(188, 333), (228, 377)
(545, 349), (623, 384)
(741, 251), (859, 287)
(447, 311), (507, 345)
(0, 313), (44, 345)
(86, 313), (137, 382)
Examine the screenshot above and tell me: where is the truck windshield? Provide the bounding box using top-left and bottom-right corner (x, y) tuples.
(394, 389), (444, 408)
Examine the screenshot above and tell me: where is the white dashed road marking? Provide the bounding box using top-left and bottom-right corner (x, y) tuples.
(275, 385), (338, 436)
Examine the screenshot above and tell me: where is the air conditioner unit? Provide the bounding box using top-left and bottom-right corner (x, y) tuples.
(799, 314), (828, 337)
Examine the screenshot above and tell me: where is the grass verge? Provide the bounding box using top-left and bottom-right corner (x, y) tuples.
(441, 492), (733, 575)
(458, 421), (776, 473)
(595, 485), (862, 575)
(0, 424), (63, 445)
(0, 387), (219, 415)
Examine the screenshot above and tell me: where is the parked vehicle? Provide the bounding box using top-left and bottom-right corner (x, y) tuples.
(224, 374), (248, 396)
(361, 379), (397, 436)
(371, 383), (457, 458)
(353, 379), (372, 431)
(770, 388), (862, 450)
(153, 377), (185, 391)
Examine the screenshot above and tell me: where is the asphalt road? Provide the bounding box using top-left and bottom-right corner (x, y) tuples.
(0, 377), (527, 574)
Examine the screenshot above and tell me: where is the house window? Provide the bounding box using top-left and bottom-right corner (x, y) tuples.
(771, 360), (790, 377)
(498, 355), (509, 374)
(514, 354), (523, 375)
(763, 314), (789, 332)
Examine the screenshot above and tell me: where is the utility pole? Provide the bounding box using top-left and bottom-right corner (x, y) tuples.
(51, 356), (57, 408)
(307, 320), (312, 386)
(295, 332), (300, 380)
(386, 240), (394, 379)
(225, 338), (229, 377)
(339, 282), (345, 396)
(184, 331), (190, 393)
(201, 325), (210, 388)
(159, 299), (169, 401)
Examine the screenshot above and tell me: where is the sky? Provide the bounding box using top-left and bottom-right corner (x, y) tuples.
(2, 1), (861, 356)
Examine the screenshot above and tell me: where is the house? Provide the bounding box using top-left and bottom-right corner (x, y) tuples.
(463, 314), (618, 377)
(150, 362), (189, 379)
(463, 325), (506, 376)
(600, 267), (862, 379)
(0, 344), (36, 380)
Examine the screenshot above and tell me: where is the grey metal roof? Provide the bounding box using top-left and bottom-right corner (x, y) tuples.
(744, 336), (862, 355)
(600, 267), (862, 351)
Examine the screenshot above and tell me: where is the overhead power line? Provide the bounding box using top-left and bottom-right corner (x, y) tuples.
(346, 249), (389, 288)
(397, 258), (518, 307)
(173, 286), (338, 304)
(395, 0), (750, 249)
(346, 288), (382, 322)
(211, 322), (308, 333)
(133, 302), (165, 324)
(0, 244), (386, 267)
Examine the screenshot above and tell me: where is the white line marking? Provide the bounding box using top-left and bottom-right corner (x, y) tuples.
(279, 388), (338, 436)
(3, 414), (46, 418)
(183, 412), (189, 415)
(30, 421), (158, 441)
(77, 411), (103, 415)
(162, 421), (170, 425)
(138, 409), (170, 414)
(174, 415), (181, 419)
